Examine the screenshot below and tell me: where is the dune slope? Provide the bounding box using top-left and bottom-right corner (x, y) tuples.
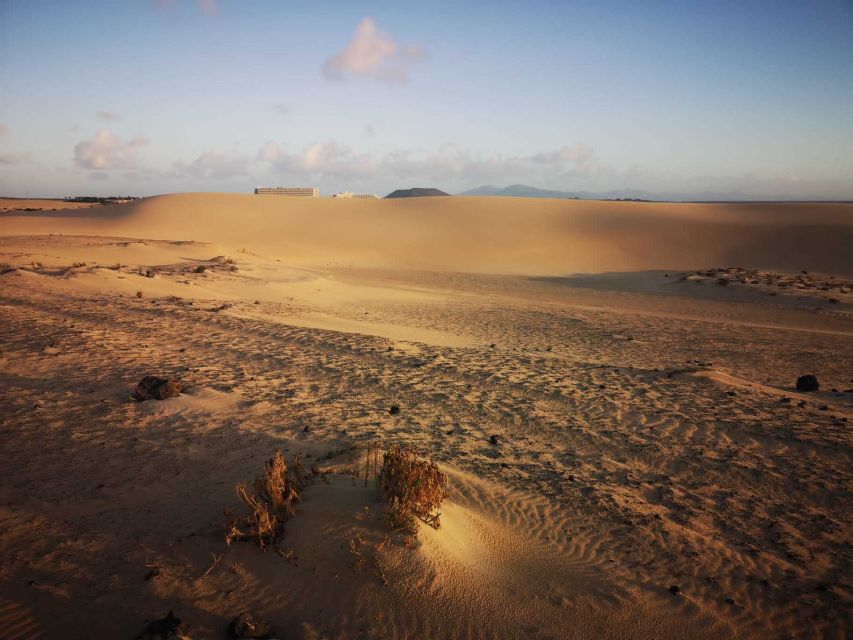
(3, 193), (852, 275)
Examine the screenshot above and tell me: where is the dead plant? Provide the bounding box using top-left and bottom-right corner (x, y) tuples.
(378, 447), (447, 534)
(224, 450), (301, 549)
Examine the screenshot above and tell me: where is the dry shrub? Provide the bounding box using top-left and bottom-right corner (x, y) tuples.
(378, 447), (447, 534)
(225, 450), (301, 549)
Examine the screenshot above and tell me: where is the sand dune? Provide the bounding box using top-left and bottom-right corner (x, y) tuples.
(4, 193), (852, 275)
(1, 195), (851, 638)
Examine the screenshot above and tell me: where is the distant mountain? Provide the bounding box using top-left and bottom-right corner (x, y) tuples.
(460, 184), (581, 199)
(385, 188), (449, 199)
(457, 183), (845, 202)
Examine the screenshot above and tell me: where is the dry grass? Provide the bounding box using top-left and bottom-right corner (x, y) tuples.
(378, 447), (447, 534)
(225, 450), (301, 550)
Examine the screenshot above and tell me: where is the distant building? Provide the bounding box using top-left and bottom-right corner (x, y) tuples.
(331, 191), (380, 199)
(255, 187), (319, 197)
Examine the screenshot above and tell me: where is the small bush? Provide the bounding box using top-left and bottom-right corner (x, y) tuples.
(225, 450), (301, 549)
(378, 447), (447, 534)
(72, 261), (86, 268)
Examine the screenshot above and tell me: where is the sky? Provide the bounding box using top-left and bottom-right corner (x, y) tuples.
(1, 0), (852, 199)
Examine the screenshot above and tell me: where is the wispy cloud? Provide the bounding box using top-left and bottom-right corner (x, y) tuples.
(273, 103), (290, 115)
(73, 130), (149, 170)
(323, 18), (424, 84)
(172, 150), (250, 179)
(257, 141), (283, 162)
(96, 110), (120, 122)
(154, 0), (217, 17)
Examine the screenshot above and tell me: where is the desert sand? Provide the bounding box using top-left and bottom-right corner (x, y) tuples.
(0, 194), (851, 639)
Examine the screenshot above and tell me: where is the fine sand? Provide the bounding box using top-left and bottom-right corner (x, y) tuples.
(0, 194), (851, 639)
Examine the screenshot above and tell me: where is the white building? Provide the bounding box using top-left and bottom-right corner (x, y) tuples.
(331, 191), (380, 199)
(255, 187), (319, 197)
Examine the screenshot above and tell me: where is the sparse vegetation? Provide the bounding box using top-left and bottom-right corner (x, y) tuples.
(378, 447), (447, 534)
(72, 261), (86, 268)
(30, 260), (43, 269)
(225, 450), (301, 550)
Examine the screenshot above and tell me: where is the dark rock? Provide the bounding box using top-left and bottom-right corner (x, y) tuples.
(389, 404), (400, 415)
(725, 390), (737, 397)
(193, 265), (206, 273)
(136, 611), (184, 639)
(228, 611), (272, 639)
(384, 187), (449, 199)
(489, 434), (500, 445)
(668, 585), (680, 594)
(795, 375), (819, 392)
(716, 277), (729, 286)
(134, 376), (184, 401)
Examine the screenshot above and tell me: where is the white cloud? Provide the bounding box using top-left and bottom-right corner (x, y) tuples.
(273, 103), (290, 115)
(198, 0), (217, 16)
(257, 141), (283, 162)
(268, 141), (373, 179)
(323, 18), (424, 84)
(96, 110), (120, 121)
(73, 130), (149, 170)
(364, 123), (376, 137)
(154, 0), (217, 15)
(172, 150), (250, 179)
(250, 140), (608, 193)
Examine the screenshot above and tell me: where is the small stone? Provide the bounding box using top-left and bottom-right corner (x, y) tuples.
(134, 376), (184, 401)
(389, 405), (400, 415)
(228, 611), (272, 639)
(136, 611), (183, 639)
(489, 434), (500, 445)
(795, 375), (819, 392)
(668, 585), (680, 594)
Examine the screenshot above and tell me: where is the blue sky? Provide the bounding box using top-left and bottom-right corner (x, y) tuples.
(1, 0), (852, 198)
